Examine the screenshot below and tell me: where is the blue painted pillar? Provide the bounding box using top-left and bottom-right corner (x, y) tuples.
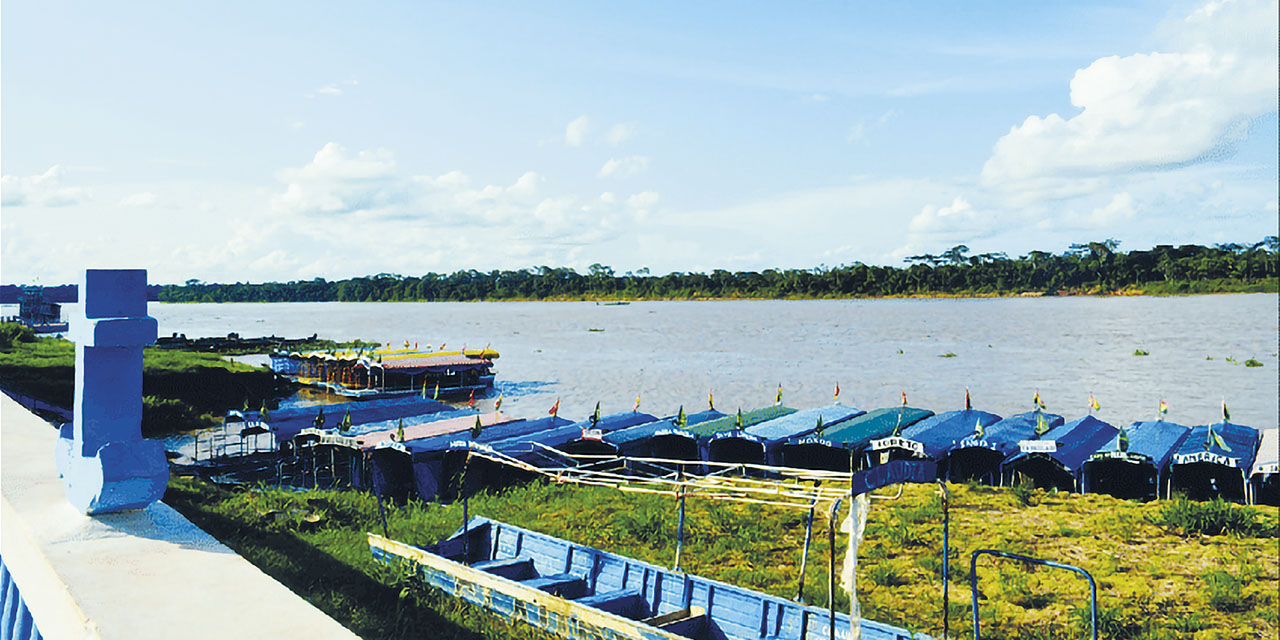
(56, 269), (166, 514)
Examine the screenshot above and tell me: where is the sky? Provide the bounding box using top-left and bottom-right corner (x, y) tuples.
(2, 0), (1277, 285)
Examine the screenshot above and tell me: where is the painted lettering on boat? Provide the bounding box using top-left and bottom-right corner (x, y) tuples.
(1173, 451), (1238, 467)
(1018, 440), (1058, 454)
(868, 437), (924, 456)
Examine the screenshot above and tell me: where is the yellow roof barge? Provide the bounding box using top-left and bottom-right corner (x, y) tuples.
(269, 346), (499, 399)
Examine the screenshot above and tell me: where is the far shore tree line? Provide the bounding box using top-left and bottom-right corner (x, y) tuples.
(3, 238), (1277, 304)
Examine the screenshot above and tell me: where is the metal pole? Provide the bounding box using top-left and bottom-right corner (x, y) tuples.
(938, 480), (950, 640)
(375, 487), (390, 539)
(674, 488), (686, 571)
(462, 453), (471, 563)
(827, 496), (844, 640)
(794, 498), (817, 602)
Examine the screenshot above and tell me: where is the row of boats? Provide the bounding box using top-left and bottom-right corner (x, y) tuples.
(268, 345), (499, 399)
(201, 394), (1277, 506)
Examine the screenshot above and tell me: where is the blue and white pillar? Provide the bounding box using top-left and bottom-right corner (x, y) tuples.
(56, 269), (167, 514)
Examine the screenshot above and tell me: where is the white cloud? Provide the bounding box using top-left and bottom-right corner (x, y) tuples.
(982, 0), (1276, 184)
(565, 115), (591, 147)
(598, 155), (650, 178)
(846, 122), (866, 143)
(271, 142), (404, 216)
(119, 191), (158, 207)
(908, 196), (981, 234)
(1, 165), (90, 207)
(606, 123), (636, 146)
(308, 84), (342, 98)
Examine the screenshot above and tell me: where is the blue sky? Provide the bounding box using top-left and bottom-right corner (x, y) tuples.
(3, 0), (1276, 284)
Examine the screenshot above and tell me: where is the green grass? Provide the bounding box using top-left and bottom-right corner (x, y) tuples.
(164, 477), (1279, 640)
(0, 324), (290, 436)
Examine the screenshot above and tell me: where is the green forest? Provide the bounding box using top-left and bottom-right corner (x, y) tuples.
(156, 238), (1278, 303)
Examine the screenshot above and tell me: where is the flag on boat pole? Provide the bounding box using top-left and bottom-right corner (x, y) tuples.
(775, 383), (783, 406)
(421, 380), (427, 399)
(1221, 398), (1231, 423)
(471, 414), (483, 438)
(676, 405), (687, 428)
(591, 401), (601, 426)
(1033, 390), (1046, 410)
(734, 408), (744, 429)
(1034, 411), (1050, 437)
(834, 383), (841, 403)
(973, 417), (984, 438)
(260, 402), (270, 424)
(964, 388), (972, 411)
(396, 419), (405, 442)
(1158, 399), (1169, 420)
(468, 389), (476, 408)
(708, 390), (715, 411)
(1117, 424), (1129, 452)
(433, 382), (440, 401)
(494, 393), (503, 412)
(340, 409), (352, 433)
(549, 397), (560, 417)
(1207, 424), (1232, 452)
(815, 415), (825, 437)
(313, 407), (326, 429)
(1088, 392), (1100, 414)
(633, 393), (641, 413)
(900, 389), (908, 406)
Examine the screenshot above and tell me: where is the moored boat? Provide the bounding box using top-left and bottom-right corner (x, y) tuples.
(370, 516), (925, 640)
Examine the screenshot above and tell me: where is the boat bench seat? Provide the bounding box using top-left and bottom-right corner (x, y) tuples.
(520, 573), (588, 599)
(641, 607), (707, 637)
(471, 557), (536, 580)
(573, 588), (648, 619)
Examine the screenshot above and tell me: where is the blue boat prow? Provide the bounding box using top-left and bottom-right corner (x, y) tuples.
(941, 411), (1063, 483)
(370, 516), (926, 640)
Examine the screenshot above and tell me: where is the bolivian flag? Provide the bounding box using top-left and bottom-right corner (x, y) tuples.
(676, 405), (687, 428)
(775, 383), (783, 406)
(965, 388), (972, 411)
(1033, 390), (1046, 410)
(834, 383), (841, 403)
(495, 393), (503, 412)
(1088, 393), (1101, 412)
(471, 414), (483, 438)
(708, 390), (715, 411)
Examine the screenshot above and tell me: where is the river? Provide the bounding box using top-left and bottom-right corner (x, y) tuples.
(10, 295), (1277, 433)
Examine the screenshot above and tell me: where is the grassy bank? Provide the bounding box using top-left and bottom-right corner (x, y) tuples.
(0, 323), (290, 436)
(165, 476), (1277, 640)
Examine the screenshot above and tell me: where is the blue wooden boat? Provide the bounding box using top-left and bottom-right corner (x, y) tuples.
(939, 411), (1063, 484)
(1082, 420), (1191, 501)
(561, 410), (725, 459)
(706, 405), (863, 468)
(1001, 415), (1118, 492)
(861, 409), (1001, 472)
(648, 407), (794, 462)
(369, 516), (924, 640)
(1168, 421), (1260, 502)
(1249, 430), (1278, 506)
(778, 407), (934, 472)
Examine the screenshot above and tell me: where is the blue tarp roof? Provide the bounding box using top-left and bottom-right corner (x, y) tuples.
(745, 404), (863, 444)
(683, 406), (797, 437)
(606, 419), (679, 448)
(805, 407), (935, 449)
(480, 411), (658, 458)
(244, 397), (457, 441)
(1171, 422), (1261, 471)
(898, 409), (1003, 459)
(1005, 415), (1118, 472)
(400, 416), (574, 458)
(1091, 420), (1192, 471)
(943, 411), (1065, 458)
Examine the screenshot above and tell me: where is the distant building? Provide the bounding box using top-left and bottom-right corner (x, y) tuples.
(14, 286), (68, 332)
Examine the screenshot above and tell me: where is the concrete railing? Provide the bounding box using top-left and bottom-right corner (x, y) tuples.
(0, 395), (361, 640)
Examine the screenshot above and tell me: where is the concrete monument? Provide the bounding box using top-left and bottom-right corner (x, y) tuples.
(56, 269), (167, 514)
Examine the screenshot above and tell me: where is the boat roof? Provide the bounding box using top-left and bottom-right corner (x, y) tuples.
(743, 404), (863, 444)
(1005, 415), (1118, 472)
(898, 409), (1003, 458)
(1172, 421), (1261, 471)
(1090, 420), (1192, 470)
(350, 411), (516, 449)
(1252, 430), (1278, 477)
(243, 397), (456, 440)
(809, 406), (935, 448)
(680, 406), (797, 437)
(480, 411), (659, 455)
(395, 416), (575, 458)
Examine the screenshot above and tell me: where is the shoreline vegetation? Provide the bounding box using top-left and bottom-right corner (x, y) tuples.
(165, 476), (1279, 640)
(3, 239), (1276, 304)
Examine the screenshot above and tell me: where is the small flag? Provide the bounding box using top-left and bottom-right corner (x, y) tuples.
(1033, 390), (1046, 410)
(404, 340), (410, 348)
(973, 418), (984, 438)
(965, 388), (972, 411)
(260, 402), (270, 423)
(676, 405), (687, 428)
(468, 389), (476, 408)
(633, 393), (641, 412)
(708, 390), (715, 411)
(1034, 411), (1050, 437)
(243, 397), (251, 412)
(815, 415), (825, 437)
(1207, 424), (1232, 452)
(901, 389), (908, 406)
(834, 383), (841, 403)
(734, 408), (744, 429)
(495, 393), (503, 412)
(1221, 398), (1231, 423)
(1159, 399), (1169, 419)
(549, 397), (560, 417)
(775, 383), (783, 406)
(340, 409), (352, 433)
(471, 414), (483, 438)
(313, 407), (326, 429)
(396, 418), (405, 442)
(422, 380), (427, 399)
(1088, 393), (1100, 412)
(414, 341), (418, 350)
(1117, 425), (1129, 452)
(439, 343), (446, 350)
(591, 401), (601, 425)
(433, 382), (440, 401)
